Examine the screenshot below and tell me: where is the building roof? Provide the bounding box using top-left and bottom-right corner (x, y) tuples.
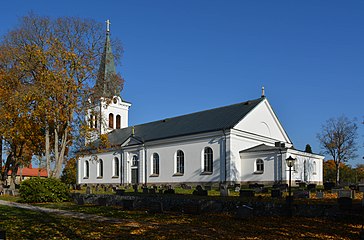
(94, 28), (122, 99)
(101, 97), (265, 147)
(6, 165), (48, 177)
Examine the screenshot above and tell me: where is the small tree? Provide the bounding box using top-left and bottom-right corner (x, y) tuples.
(317, 116), (358, 184)
(305, 144), (313, 153)
(61, 158), (77, 186)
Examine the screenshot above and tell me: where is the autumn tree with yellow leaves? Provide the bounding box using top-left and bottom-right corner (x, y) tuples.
(0, 14), (123, 182)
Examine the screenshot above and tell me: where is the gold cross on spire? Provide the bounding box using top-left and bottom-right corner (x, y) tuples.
(106, 19), (111, 32)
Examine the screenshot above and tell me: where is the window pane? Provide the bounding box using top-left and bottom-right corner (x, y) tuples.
(109, 113), (114, 128)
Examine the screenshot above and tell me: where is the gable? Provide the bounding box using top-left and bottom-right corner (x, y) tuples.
(233, 98), (291, 144)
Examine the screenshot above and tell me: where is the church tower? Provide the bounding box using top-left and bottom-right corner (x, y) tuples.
(87, 20), (131, 143)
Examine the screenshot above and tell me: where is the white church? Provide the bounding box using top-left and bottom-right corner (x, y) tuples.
(77, 23), (324, 188)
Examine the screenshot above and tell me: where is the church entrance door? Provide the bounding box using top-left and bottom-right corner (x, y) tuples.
(131, 169), (139, 184)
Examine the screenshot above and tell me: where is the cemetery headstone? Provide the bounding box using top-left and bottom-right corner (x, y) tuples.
(324, 182), (335, 191)
(293, 190), (310, 199)
(115, 189), (125, 196)
(271, 189), (282, 198)
(316, 191), (324, 199)
(307, 184), (316, 191)
(133, 184), (138, 193)
(86, 186), (92, 194)
(358, 184), (364, 193)
(193, 185), (208, 196)
(338, 190), (354, 199)
(142, 187), (149, 194)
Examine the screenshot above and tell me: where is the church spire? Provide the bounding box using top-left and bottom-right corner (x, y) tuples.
(94, 19), (121, 99)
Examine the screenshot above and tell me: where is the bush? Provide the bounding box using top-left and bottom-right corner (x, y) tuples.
(19, 177), (70, 203)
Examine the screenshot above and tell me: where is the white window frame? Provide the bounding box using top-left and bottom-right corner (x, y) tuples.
(151, 153), (160, 176)
(255, 159), (264, 174)
(113, 157), (119, 177)
(203, 147), (213, 173)
(175, 150), (184, 175)
(97, 159), (103, 178)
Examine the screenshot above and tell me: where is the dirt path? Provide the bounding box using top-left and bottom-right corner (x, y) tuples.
(0, 200), (136, 225)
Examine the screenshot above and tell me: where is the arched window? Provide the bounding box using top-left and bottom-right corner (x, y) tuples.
(203, 147), (213, 173)
(116, 115), (121, 129)
(152, 153), (159, 175)
(109, 113), (114, 128)
(94, 115), (98, 129)
(256, 159), (264, 173)
(113, 157), (119, 177)
(132, 155), (139, 167)
(313, 161), (317, 174)
(176, 150), (184, 174)
(84, 160), (89, 178)
(97, 159), (103, 178)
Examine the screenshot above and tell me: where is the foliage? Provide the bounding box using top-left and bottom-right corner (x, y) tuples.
(19, 177), (70, 203)
(324, 160), (364, 184)
(0, 13), (123, 179)
(317, 116), (358, 184)
(61, 158), (77, 185)
(305, 144), (313, 153)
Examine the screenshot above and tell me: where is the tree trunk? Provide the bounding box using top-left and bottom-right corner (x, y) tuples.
(336, 163), (340, 185)
(45, 124), (51, 177)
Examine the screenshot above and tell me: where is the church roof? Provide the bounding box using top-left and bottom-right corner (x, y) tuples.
(94, 25), (122, 99)
(106, 97), (265, 146)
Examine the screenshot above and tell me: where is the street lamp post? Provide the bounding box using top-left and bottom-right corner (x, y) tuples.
(286, 156), (296, 217)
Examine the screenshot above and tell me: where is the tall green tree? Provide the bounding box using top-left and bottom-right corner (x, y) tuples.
(317, 116), (358, 184)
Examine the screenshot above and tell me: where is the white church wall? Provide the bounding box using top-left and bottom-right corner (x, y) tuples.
(234, 99), (291, 145)
(77, 152), (122, 185)
(144, 132), (223, 185)
(239, 151), (282, 184)
(286, 150), (324, 185)
(99, 97), (131, 134)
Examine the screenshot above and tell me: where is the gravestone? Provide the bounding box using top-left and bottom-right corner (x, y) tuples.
(85, 186), (92, 194)
(193, 185), (208, 196)
(220, 186), (229, 196)
(338, 190), (354, 199)
(307, 184), (316, 191)
(293, 190), (310, 199)
(235, 205), (254, 220)
(142, 187), (149, 194)
(133, 185), (138, 193)
(358, 185), (364, 193)
(115, 189), (125, 196)
(164, 189), (175, 194)
(271, 189), (282, 198)
(324, 182), (335, 191)
(148, 188), (156, 194)
(316, 191), (324, 199)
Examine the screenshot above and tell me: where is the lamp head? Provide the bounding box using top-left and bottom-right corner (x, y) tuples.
(286, 156), (296, 167)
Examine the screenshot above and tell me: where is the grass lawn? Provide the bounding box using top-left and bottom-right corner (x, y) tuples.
(0, 199), (362, 239)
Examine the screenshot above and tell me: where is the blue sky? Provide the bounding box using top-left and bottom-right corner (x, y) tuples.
(1, 1), (363, 166)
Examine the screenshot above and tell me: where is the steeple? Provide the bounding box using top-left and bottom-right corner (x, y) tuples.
(95, 19), (121, 99)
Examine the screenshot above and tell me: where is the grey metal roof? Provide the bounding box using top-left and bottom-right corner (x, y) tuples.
(105, 97), (265, 146)
(240, 144), (284, 153)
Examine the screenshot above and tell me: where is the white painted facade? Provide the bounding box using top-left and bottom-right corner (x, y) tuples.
(77, 97), (324, 186)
